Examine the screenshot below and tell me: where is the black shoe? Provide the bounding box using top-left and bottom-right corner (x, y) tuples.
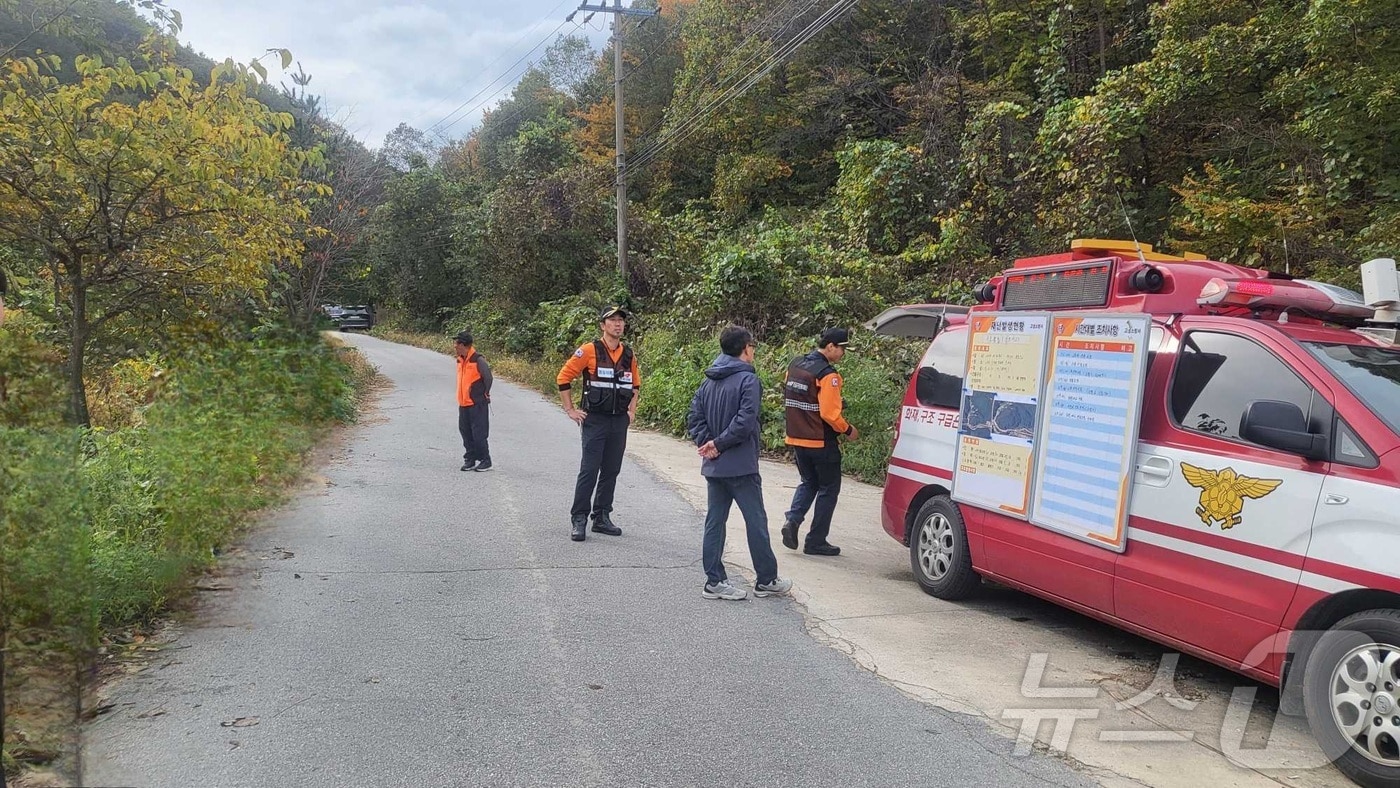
(570, 516), (587, 542)
(780, 522), (799, 550)
(803, 543), (840, 556)
(472, 461), (493, 472)
(591, 514), (622, 536)
(460, 461), (476, 472)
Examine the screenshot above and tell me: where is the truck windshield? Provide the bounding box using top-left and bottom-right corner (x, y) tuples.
(1305, 342), (1400, 436)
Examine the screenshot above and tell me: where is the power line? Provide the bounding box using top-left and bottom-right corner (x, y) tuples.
(627, 0), (859, 175)
(618, 12), (684, 85)
(453, 5), (676, 189)
(569, 0), (858, 201)
(380, 0), (864, 259)
(411, 0), (576, 130)
(426, 17), (581, 137)
(430, 0), (820, 168)
(427, 19), (574, 136)
(565, 0), (824, 198)
(625, 0), (834, 165)
(625, 0), (824, 145)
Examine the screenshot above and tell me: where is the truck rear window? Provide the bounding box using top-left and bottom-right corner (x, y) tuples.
(1305, 342), (1400, 436)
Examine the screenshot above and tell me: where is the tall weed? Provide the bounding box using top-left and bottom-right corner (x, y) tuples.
(1, 332), (367, 661)
(77, 334), (365, 623)
(0, 311), (66, 428)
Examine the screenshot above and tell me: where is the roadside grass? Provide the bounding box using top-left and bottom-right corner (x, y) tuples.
(0, 331), (376, 779)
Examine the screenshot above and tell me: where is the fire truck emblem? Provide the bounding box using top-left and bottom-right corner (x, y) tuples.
(1180, 463), (1282, 529)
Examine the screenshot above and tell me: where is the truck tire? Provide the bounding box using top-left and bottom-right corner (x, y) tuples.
(1303, 609), (1400, 788)
(908, 496), (980, 600)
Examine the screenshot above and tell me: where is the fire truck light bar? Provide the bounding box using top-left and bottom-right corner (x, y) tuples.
(1198, 277), (1375, 318)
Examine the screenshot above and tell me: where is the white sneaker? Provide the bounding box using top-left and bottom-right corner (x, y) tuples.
(702, 580), (747, 600)
(754, 577), (793, 597)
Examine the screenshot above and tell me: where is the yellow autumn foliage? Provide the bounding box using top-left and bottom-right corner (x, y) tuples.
(0, 53), (326, 422)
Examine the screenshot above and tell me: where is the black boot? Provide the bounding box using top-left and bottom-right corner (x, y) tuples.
(780, 521), (799, 550)
(591, 513), (622, 536)
(570, 515), (587, 542)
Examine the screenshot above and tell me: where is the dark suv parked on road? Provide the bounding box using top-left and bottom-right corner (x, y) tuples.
(336, 305), (375, 331)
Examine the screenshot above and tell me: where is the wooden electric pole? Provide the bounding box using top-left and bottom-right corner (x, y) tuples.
(569, 0), (657, 284)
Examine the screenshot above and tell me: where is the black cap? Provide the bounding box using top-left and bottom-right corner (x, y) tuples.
(819, 327), (851, 348)
(599, 305), (630, 321)
(454, 331), (473, 345)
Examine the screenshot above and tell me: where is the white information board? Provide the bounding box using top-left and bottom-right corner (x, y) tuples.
(951, 313), (1051, 520)
(1029, 314), (1152, 552)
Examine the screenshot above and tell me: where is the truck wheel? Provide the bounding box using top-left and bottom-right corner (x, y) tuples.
(908, 496), (979, 600)
(1303, 610), (1400, 788)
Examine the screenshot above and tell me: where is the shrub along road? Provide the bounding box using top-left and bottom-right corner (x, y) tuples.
(81, 333), (1085, 788)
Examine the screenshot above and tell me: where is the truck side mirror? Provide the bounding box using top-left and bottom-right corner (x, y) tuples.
(1240, 400), (1327, 460)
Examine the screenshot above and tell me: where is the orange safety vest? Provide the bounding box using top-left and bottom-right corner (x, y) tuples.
(457, 350), (485, 406)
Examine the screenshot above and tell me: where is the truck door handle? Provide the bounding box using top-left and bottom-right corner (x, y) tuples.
(1135, 456), (1173, 480)
(1325, 494), (1349, 506)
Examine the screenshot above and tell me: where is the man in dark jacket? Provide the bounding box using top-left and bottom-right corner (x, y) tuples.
(686, 325), (792, 601)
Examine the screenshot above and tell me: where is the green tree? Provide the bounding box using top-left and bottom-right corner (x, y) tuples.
(0, 54), (317, 424)
(473, 164), (612, 308)
(832, 139), (935, 253)
(0, 0), (177, 62)
(276, 64), (389, 327)
(366, 165), (460, 328)
(378, 122), (438, 173)
(472, 67), (572, 182)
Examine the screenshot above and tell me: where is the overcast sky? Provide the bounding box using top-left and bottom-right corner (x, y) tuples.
(167, 0), (611, 147)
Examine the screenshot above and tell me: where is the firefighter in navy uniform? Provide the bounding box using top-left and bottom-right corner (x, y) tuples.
(781, 327), (858, 556)
(557, 306), (640, 542)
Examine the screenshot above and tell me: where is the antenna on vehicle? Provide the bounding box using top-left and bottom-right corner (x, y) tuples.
(1115, 188), (1148, 265)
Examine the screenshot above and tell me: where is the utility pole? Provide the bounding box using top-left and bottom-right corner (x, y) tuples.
(612, 0), (628, 283)
(568, 0), (657, 284)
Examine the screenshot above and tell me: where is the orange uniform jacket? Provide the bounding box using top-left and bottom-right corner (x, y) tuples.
(784, 369), (850, 449)
(556, 341), (641, 397)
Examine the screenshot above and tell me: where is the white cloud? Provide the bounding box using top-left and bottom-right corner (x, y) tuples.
(168, 0), (610, 146)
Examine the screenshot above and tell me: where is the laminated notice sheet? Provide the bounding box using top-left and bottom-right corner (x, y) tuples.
(1030, 314), (1151, 551)
(951, 313), (1051, 519)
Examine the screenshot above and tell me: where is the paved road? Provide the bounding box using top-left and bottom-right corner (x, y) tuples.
(82, 334), (1089, 788)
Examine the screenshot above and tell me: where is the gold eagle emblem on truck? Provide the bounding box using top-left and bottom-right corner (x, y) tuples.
(1180, 463), (1282, 529)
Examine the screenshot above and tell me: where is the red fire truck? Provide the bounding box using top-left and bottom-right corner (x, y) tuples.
(871, 239), (1400, 787)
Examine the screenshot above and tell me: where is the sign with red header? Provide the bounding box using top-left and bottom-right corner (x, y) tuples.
(952, 313), (1051, 518)
(1029, 314), (1152, 552)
